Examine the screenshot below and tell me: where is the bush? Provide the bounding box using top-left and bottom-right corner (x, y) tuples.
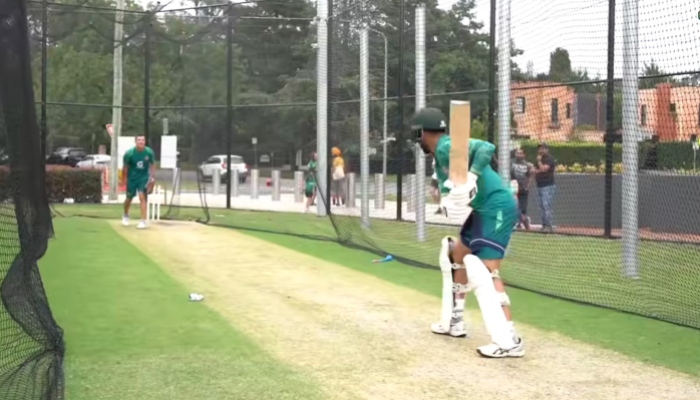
(0, 166), (102, 203)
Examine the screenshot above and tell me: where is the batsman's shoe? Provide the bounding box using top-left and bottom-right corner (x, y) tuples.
(137, 220), (147, 230)
(430, 320), (467, 338)
(122, 215), (130, 226)
(476, 338), (525, 358)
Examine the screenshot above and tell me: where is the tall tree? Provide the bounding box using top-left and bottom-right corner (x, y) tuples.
(548, 47), (572, 82)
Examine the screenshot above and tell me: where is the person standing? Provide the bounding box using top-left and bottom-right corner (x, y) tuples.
(121, 135), (156, 229)
(331, 147), (345, 206)
(510, 148), (533, 230)
(305, 152), (318, 213)
(533, 142), (556, 232)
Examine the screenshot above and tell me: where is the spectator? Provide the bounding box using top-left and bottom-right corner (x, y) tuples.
(534, 142), (556, 232)
(429, 158), (442, 214)
(331, 146), (345, 206)
(510, 148), (533, 230)
(304, 152), (318, 213)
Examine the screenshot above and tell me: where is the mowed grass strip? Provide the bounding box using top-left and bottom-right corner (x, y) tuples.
(40, 218), (324, 400)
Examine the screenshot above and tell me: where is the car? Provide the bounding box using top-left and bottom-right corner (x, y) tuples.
(47, 147), (87, 167)
(76, 154), (111, 169)
(199, 154), (248, 183)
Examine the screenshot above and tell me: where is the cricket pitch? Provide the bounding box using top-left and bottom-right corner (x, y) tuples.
(116, 221), (700, 400)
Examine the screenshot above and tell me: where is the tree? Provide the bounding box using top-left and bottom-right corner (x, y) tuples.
(640, 60), (674, 89)
(548, 47), (572, 82)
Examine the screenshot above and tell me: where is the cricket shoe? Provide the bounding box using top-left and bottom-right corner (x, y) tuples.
(122, 215), (130, 226)
(137, 220), (147, 229)
(476, 337), (525, 358)
(430, 320), (467, 338)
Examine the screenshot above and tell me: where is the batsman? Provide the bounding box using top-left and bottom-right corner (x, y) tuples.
(411, 107), (524, 358)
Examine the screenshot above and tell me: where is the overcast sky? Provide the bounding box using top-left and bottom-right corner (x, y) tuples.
(441, 0), (700, 78)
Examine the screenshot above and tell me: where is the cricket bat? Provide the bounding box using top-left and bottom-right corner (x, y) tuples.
(448, 100), (471, 185)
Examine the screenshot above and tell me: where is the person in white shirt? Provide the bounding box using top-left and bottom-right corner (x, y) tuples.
(429, 158), (442, 214)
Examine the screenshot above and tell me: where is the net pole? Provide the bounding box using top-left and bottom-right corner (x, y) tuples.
(487, 0), (496, 144)
(415, 4), (426, 242)
(497, 0), (511, 186)
(109, 0), (125, 201)
(316, 0), (328, 216)
(40, 0), (47, 156)
(382, 32), (388, 179)
(144, 16), (151, 144)
(360, 28), (370, 229)
(621, 0), (639, 278)
(325, 0), (334, 216)
(603, 0), (616, 238)
(396, 0), (405, 221)
(226, 5), (233, 209)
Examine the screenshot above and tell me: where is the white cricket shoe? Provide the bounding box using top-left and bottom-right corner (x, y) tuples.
(122, 215), (130, 226)
(137, 220), (147, 230)
(430, 320), (467, 338)
(476, 337), (525, 358)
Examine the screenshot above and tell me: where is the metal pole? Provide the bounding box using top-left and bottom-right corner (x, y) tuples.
(325, 0), (334, 216)
(604, 0), (616, 238)
(621, 0), (639, 278)
(294, 171), (304, 203)
(415, 4), (426, 242)
(232, 169), (239, 197)
(213, 169), (221, 195)
(487, 0), (497, 143)
(144, 16), (151, 145)
(407, 174), (416, 212)
(226, 5), (233, 209)
(41, 0), (47, 156)
(109, 0), (125, 201)
(346, 172), (356, 207)
(316, 0), (328, 216)
(380, 31), (388, 179)
(396, 0), (405, 221)
(497, 0), (511, 186)
(360, 29), (370, 229)
(374, 173), (385, 209)
(251, 169), (259, 199)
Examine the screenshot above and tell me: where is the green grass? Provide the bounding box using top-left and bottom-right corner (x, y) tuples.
(40, 218), (323, 400)
(51, 205), (700, 377)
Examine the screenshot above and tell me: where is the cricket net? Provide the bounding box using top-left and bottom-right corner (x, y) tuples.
(0, 0), (65, 397)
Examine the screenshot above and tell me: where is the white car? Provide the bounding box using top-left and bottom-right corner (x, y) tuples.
(199, 154), (248, 183)
(76, 154), (111, 169)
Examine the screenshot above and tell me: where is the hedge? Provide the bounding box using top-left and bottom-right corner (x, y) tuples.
(0, 166), (102, 203)
(519, 140), (697, 170)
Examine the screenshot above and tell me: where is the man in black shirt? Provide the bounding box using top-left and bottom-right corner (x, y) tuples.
(534, 142), (556, 232)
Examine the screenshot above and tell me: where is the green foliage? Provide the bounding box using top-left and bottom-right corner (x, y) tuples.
(45, 168), (102, 203)
(548, 47), (572, 82)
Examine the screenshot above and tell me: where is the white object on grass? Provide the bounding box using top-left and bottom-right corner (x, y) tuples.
(189, 293), (204, 302)
(147, 185), (162, 222)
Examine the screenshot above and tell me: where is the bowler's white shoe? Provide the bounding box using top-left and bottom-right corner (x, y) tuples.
(476, 337), (525, 358)
(122, 215), (130, 226)
(137, 220), (147, 230)
(430, 320), (467, 338)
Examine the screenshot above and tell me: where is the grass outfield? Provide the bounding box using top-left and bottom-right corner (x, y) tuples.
(40, 218), (324, 400)
(52, 205), (700, 376)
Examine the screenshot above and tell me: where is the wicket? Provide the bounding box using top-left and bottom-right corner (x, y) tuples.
(147, 185), (163, 221)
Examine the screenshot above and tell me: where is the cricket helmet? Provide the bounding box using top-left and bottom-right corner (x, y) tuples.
(410, 107), (447, 154)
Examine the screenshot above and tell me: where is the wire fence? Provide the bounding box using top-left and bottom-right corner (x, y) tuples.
(41, 0), (700, 331)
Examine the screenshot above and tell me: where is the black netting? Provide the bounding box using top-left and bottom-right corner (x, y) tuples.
(42, 0), (700, 334)
(0, 0), (65, 397)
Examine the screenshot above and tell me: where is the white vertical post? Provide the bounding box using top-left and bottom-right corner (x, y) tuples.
(360, 28), (371, 229)
(294, 171), (304, 203)
(316, 0), (328, 216)
(382, 34), (388, 179)
(109, 0), (124, 201)
(232, 169), (239, 197)
(374, 174), (385, 209)
(212, 168), (221, 195)
(622, 0), (639, 278)
(251, 169), (259, 199)
(271, 170), (281, 201)
(415, 4), (427, 242)
(346, 173), (356, 207)
(497, 0), (512, 186)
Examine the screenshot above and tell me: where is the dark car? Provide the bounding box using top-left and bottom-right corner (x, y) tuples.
(46, 147), (87, 167)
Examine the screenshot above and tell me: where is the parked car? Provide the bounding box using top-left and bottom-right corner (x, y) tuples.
(46, 147), (87, 167)
(76, 154), (111, 169)
(199, 155), (248, 183)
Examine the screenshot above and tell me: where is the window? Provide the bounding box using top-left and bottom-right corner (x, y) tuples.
(516, 97), (526, 114)
(551, 99), (559, 123)
(641, 105), (647, 126)
(566, 103), (572, 119)
(205, 157), (220, 164)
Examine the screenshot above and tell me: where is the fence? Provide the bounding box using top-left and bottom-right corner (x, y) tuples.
(42, 0), (700, 333)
